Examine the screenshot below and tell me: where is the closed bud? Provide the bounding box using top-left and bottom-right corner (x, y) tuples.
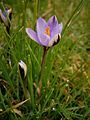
(0, 7), (12, 34)
(18, 60), (27, 79)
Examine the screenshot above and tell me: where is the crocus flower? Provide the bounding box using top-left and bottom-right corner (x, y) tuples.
(26, 16), (63, 47)
(0, 8), (12, 34)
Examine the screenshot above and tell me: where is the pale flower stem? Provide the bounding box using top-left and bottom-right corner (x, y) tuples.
(39, 47), (48, 89)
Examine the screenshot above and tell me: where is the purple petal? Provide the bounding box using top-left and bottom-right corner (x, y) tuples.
(59, 23), (63, 33)
(47, 16), (58, 32)
(50, 23), (63, 39)
(36, 17), (47, 34)
(37, 33), (50, 46)
(50, 25), (60, 39)
(26, 28), (40, 44)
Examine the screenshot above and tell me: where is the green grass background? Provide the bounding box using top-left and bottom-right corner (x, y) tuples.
(0, 0), (89, 119)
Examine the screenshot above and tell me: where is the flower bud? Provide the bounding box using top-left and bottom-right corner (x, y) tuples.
(18, 60), (27, 79)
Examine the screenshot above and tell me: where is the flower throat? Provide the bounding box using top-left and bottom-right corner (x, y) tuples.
(44, 26), (50, 36)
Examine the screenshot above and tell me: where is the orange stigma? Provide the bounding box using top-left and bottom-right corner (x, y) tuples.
(44, 26), (50, 36)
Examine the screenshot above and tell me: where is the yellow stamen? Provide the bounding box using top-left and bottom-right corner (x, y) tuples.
(44, 26), (50, 36)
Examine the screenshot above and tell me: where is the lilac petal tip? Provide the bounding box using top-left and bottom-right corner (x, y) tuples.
(59, 23), (63, 33)
(37, 17), (47, 33)
(47, 15), (58, 28)
(26, 28), (39, 44)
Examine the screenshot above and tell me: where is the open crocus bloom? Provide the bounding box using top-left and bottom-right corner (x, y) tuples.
(26, 16), (63, 47)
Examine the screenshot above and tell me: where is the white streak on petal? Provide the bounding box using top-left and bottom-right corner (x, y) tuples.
(48, 34), (59, 47)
